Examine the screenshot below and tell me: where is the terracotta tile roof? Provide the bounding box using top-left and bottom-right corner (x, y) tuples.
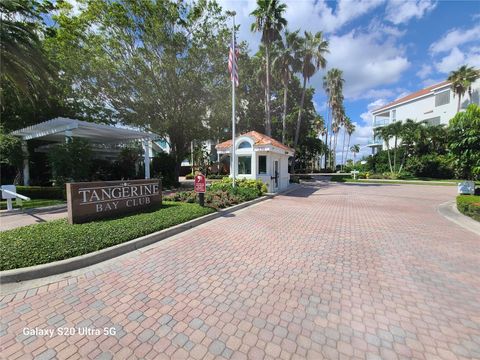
(373, 80), (451, 113)
(216, 131), (294, 153)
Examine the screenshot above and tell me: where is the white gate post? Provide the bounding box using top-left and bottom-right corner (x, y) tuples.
(143, 139), (151, 179)
(22, 141), (30, 186)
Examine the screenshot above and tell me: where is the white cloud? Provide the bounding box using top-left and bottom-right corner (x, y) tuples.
(416, 64), (432, 79)
(430, 25), (480, 54)
(432, 46), (480, 74)
(385, 0), (437, 25)
(313, 30), (410, 99)
(285, 0), (384, 34)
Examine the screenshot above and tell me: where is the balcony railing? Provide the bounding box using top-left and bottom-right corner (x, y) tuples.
(373, 118), (389, 127)
(367, 137), (383, 146)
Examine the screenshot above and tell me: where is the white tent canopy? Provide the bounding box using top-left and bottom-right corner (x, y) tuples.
(11, 117), (157, 185)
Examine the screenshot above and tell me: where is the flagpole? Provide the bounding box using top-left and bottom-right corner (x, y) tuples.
(230, 11), (237, 188)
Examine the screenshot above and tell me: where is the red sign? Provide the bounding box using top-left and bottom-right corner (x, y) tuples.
(194, 174), (206, 193)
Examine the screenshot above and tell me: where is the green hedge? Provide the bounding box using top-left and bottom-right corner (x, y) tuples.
(15, 186), (65, 200)
(457, 195), (480, 222)
(0, 202), (214, 270)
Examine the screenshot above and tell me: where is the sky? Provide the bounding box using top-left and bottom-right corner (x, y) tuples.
(216, 0), (480, 159)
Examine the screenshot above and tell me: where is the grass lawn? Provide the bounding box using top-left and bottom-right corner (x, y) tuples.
(0, 201), (214, 271)
(457, 195), (480, 222)
(0, 199), (65, 210)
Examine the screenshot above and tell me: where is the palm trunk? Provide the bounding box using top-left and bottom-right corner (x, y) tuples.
(341, 128), (346, 171)
(282, 80), (288, 144)
(328, 120), (333, 169)
(265, 45), (271, 136)
(457, 94), (461, 113)
(387, 146), (393, 174)
(393, 136), (398, 174)
(292, 76), (308, 175)
(324, 108), (329, 170)
(346, 133), (351, 165)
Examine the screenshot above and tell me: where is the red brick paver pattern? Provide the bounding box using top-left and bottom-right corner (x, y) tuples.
(1, 183), (479, 359)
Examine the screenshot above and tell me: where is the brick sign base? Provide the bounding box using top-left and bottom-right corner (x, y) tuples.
(66, 179), (162, 224)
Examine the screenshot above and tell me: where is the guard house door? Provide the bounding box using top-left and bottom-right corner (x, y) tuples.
(273, 160), (279, 189)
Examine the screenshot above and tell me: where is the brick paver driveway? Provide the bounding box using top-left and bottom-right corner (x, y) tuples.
(1, 183), (479, 359)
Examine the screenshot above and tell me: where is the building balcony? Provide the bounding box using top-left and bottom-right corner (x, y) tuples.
(373, 118), (389, 128)
(366, 137), (383, 147)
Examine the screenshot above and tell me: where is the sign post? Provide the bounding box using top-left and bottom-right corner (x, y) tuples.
(194, 173), (206, 207)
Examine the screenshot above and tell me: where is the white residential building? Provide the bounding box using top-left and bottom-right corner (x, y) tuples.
(368, 79), (480, 153)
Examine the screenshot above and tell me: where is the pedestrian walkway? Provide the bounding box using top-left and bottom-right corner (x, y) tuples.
(1, 182), (479, 359)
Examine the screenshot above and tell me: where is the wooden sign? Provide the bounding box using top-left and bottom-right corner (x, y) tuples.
(66, 179), (162, 224)
(194, 174), (206, 193)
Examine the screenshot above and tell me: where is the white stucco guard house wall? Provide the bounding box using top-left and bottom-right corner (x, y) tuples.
(216, 131), (294, 193)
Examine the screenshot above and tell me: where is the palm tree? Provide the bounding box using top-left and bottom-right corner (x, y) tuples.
(293, 31), (329, 171)
(375, 121), (403, 175)
(272, 30), (301, 144)
(345, 120), (355, 163)
(323, 68), (344, 169)
(350, 144), (360, 167)
(447, 65), (480, 113)
(251, 0), (288, 137)
(0, 0), (52, 104)
(340, 117), (352, 170)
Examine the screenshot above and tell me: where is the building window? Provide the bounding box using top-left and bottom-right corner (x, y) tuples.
(391, 109), (396, 121)
(435, 90), (450, 107)
(238, 141), (251, 149)
(238, 156), (251, 174)
(258, 155), (267, 174)
(424, 117), (441, 126)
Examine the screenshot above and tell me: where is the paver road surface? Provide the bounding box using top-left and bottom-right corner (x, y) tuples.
(1, 182), (479, 359)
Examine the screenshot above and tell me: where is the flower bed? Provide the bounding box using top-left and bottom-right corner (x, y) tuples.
(165, 178), (267, 209)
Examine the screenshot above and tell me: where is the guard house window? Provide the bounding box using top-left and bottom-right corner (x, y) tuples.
(258, 155), (267, 174)
(238, 141), (252, 149)
(435, 90), (450, 107)
(238, 156), (252, 174)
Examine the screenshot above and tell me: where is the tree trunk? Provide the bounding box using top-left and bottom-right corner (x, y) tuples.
(393, 136), (397, 173)
(324, 108), (329, 170)
(341, 128), (346, 171)
(328, 120), (333, 169)
(265, 45), (271, 136)
(282, 81), (288, 144)
(292, 76), (307, 175)
(457, 94), (461, 113)
(346, 133), (351, 166)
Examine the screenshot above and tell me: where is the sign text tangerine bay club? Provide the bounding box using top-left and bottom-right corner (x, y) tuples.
(66, 179), (162, 224)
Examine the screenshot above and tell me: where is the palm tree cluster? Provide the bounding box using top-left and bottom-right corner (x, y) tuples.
(251, 0), (342, 172)
(447, 65), (480, 112)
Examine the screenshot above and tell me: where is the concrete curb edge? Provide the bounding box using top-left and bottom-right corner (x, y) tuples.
(0, 184), (300, 284)
(437, 200), (480, 236)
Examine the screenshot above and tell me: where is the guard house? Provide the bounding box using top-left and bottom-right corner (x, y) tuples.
(11, 118), (157, 185)
(216, 131), (294, 192)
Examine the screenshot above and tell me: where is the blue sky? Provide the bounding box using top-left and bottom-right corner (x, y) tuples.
(217, 0), (480, 157)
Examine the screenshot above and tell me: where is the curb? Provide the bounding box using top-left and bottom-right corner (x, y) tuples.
(0, 203), (67, 216)
(437, 200), (480, 236)
(0, 184), (300, 284)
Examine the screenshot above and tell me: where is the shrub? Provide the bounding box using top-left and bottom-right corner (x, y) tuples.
(151, 152), (178, 188)
(112, 145), (142, 180)
(209, 177), (267, 195)
(0, 202), (214, 270)
(48, 138), (92, 186)
(15, 186), (65, 200)
(456, 195), (480, 222)
(185, 173), (194, 180)
(206, 174), (224, 179)
(405, 155), (454, 179)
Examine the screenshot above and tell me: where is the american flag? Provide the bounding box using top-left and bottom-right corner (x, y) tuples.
(228, 40), (239, 87)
